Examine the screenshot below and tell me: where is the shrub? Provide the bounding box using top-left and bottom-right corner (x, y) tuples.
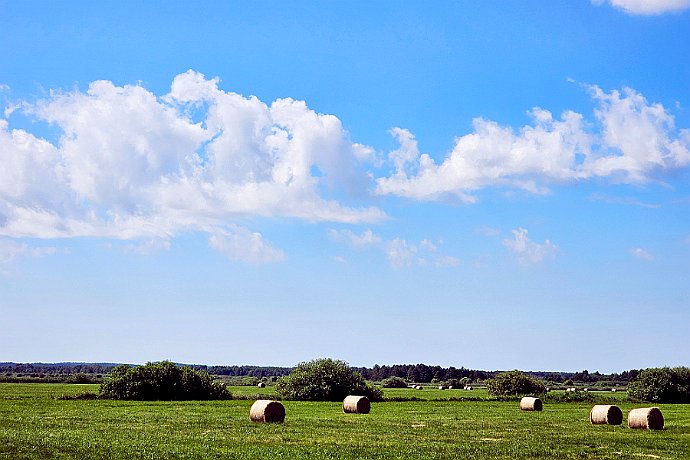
(67, 372), (96, 384)
(381, 376), (408, 388)
(276, 358), (383, 401)
(628, 367), (690, 403)
(99, 361), (231, 400)
(486, 370), (546, 397)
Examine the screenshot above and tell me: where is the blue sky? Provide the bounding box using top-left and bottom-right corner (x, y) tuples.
(1, 0), (689, 372)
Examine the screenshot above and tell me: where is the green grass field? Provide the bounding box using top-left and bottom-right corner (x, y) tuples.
(1, 383), (688, 459)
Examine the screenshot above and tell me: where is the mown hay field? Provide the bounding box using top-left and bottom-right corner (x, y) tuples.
(1, 383), (689, 459)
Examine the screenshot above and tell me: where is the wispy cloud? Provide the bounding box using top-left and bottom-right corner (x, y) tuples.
(122, 238), (172, 255)
(630, 247), (654, 260)
(0, 238), (56, 266)
(502, 228), (560, 265)
(589, 193), (661, 209)
(475, 226), (501, 237)
(330, 229), (459, 268)
(328, 228), (382, 247)
(592, 0), (690, 15)
(208, 226), (285, 264)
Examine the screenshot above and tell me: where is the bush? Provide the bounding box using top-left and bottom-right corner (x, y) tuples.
(486, 370), (546, 397)
(99, 361), (231, 400)
(628, 367), (690, 403)
(381, 376), (408, 388)
(276, 358), (383, 401)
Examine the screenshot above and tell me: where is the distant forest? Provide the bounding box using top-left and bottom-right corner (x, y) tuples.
(0, 362), (640, 385)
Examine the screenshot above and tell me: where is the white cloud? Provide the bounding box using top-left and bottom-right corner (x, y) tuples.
(376, 85), (690, 202)
(386, 238), (418, 268)
(208, 226), (285, 264)
(122, 238), (172, 255)
(329, 228), (459, 268)
(502, 228), (559, 265)
(0, 71), (385, 259)
(593, 0), (690, 15)
(329, 228), (382, 247)
(589, 193), (661, 208)
(630, 247), (654, 260)
(476, 226), (501, 237)
(0, 238), (56, 264)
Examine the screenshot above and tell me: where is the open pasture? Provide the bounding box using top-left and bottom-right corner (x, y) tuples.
(1, 383), (689, 459)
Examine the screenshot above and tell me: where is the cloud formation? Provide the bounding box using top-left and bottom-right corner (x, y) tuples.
(630, 247), (654, 260)
(376, 85), (690, 202)
(593, 0), (690, 15)
(330, 228), (459, 268)
(208, 226), (285, 264)
(502, 228), (559, 265)
(0, 238), (56, 265)
(3, 72), (690, 264)
(1, 71), (384, 261)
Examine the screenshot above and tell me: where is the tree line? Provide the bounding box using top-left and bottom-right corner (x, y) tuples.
(0, 362), (642, 384)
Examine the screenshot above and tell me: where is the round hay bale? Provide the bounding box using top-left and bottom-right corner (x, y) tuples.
(628, 407), (664, 430)
(415, 385), (423, 390)
(611, 388), (617, 392)
(343, 395), (370, 414)
(257, 382), (266, 388)
(249, 400), (285, 423)
(438, 385), (445, 390)
(519, 397), (542, 411)
(590, 405), (623, 425)
(448, 385), (454, 390)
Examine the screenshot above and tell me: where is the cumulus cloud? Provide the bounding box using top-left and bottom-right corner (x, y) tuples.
(0, 71), (385, 261)
(376, 85), (690, 202)
(593, 0), (690, 15)
(630, 247), (654, 260)
(502, 228), (559, 265)
(208, 226), (285, 263)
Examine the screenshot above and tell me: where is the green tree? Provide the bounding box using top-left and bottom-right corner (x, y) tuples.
(628, 367), (690, 403)
(99, 361), (230, 400)
(381, 376), (408, 388)
(276, 358), (383, 401)
(486, 370), (546, 397)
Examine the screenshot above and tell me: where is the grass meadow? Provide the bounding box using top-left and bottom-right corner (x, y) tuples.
(1, 383), (689, 459)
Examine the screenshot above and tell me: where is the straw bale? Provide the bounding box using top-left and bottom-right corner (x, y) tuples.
(590, 405), (623, 425)
(343, 395), (370, 414)
(249, 400), (285, 423)
(519, 396), (542, 411)
(257, 382), (266, 388)
(628, 407), (664, 430)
